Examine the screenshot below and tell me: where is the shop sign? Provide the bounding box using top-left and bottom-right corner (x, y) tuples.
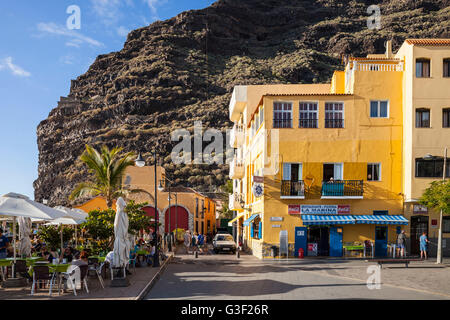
(413, 204), (428, 214)
(288, 205), (301, 215)
(431, 219), (438, 228)
(252, 183), (264, 198)
(300, 205), (350, 215)
(253, 176), (264, 183)
(270, 217), (283, 221)
(271, 224), (281, 228)
(307, 243), (318, 256)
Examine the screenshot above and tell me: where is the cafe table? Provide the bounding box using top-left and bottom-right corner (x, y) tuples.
(343, 245), (365, 258)
(89, 256), (106, 263)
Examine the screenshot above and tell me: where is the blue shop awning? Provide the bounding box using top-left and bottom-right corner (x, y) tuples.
(354, 215), (409, 225)
(243, 214), (260, 226)
(301, 215), (356, 225)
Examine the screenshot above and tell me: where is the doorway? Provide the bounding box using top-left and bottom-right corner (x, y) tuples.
(410, 216), (429, 255)
(329, 227), (343, 257)
(375, 226), (388, 257)
(323, 163), (343, 181)
(308, 226), (330, 256)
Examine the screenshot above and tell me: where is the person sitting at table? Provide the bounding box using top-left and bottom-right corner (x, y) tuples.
(71, 251), (88, 267)
(41, 250), (54, 263)
(60, 247), (74, 263)
(0, 228), (10, 259)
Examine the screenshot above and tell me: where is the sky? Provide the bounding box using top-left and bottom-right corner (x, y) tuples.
(0, 0), (216, 200)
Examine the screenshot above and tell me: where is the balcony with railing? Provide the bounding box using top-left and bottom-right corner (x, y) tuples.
(281, 180), (305, 199)
(230, 123), (244, 148)
(321, 180), (364, 199)
(229, 193), (244, 211)
(229, 157), (244, 179)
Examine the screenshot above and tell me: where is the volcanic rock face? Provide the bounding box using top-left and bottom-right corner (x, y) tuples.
(34, 0), (450, 206)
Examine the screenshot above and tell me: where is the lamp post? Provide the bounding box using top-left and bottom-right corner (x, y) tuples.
(135, 151), (160, 267)
(423, 147), (448, 264)
(160, 177), (178, 253)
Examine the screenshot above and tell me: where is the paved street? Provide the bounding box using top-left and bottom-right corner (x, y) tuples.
(146, 249), (450, 300)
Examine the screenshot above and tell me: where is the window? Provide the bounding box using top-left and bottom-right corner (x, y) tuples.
(415, 158), (450, 178)
(367, 163), (381, 181)
(325, 102), (344, 128)
(259, 107), (264, 125)
(201, 200), (204, 218)
(282, 163), (303, 181)
(416, 108), (430, 128)
(416, 58), (430, 78)
(323, 163), (343, 181)
(443, 217), (450, 233)
(443, 108), (450, 128)
(373, 210), (388, 216)
(370, 101), (389, 118)
(273, 102), (292, 128)
(444, 59), (450, 78)
(195, 198), (199, 218)
(299, 102), (318, 128)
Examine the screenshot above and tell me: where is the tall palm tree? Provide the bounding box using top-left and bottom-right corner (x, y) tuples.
(70, 145), (151, 208)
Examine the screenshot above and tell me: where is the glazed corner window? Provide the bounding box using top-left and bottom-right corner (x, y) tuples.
(443, 59), (450, 78)
(443, 108), (450, 128)
(415, 158), (450, 178)
(367, 163), (381, 181)
(416, 58), (430, 78)
(370, 101), (388, 118)
(273, 102), (292, 128)
(416, 108), (430, 128)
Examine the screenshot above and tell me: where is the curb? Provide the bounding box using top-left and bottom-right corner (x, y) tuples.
(135, 253), (173, 300)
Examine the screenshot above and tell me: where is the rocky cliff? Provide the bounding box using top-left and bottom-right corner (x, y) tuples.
(34, 0), (450, 206)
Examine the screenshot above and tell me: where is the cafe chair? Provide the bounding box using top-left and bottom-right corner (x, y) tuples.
(31, 265), (56, 296)
(59, 265), (79, 296)
(87, 258), (105, 289)
(79, 265), (90, 294)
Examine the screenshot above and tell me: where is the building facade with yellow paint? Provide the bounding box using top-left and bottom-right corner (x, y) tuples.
(228, 39), (450, 259)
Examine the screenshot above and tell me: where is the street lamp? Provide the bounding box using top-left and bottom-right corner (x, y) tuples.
(135, 151), (160, 267)
(159, 177), (178, 253)
(423, 147), (448, 264)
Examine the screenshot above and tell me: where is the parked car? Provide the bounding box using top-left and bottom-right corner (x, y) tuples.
(213, 234), (236, 254)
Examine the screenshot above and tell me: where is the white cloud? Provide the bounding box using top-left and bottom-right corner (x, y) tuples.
(117, 26), (130, 37)
(91, 0), (135, 25)
(143, 0), (167, 20)
(37, 22), (103, 47)
(0, 57), (31, 77)
(60, 55), (76, 65)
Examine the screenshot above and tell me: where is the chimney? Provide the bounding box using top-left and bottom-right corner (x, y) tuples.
(385, 40), (393, 58)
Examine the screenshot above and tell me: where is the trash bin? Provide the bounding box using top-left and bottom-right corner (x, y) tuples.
(271, 246), (278, 257)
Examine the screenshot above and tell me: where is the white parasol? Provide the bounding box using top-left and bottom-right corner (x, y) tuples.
(0, 193), (66, 276)
(113, 197), (129, 271)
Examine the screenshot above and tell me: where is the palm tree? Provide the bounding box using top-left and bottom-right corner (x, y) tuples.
(70, 145), (152, 208)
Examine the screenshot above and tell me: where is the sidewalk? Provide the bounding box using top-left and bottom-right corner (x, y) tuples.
(0, 253), (173, 300)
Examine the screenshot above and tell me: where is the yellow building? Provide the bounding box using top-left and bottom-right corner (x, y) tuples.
(228, 39), (450, 259)
(76, 165), (216, 236)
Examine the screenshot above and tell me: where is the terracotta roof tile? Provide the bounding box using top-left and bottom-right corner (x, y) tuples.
(405, 39), (450, 46)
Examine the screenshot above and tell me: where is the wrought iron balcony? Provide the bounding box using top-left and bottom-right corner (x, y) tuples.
(281, 180), (305, 198)
(321, 180), (364, 198)
(229, 157), (244, 179)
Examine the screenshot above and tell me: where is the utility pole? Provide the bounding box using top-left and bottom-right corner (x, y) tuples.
(437, 147), (447, 264)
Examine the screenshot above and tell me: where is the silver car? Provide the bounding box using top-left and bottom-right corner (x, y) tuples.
(213, 234), (236, 254)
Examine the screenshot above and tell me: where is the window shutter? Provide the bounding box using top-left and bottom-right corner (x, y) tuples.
(298, 163), (303, 180)
(334, 163), (343, 180)
(283, 163), (291, 180)
(251, 224), (254, 238)
(259, 221), (262, 239)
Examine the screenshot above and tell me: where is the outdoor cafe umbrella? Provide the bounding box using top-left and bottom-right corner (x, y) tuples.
(0, 193), (66, 276)
(54, 206), (88, 248)
(18, 216), (32, 258)
(113, 197), (129, 272)
(44, 217), (80, 257)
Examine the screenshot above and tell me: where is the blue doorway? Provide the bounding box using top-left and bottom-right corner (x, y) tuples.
(375, 226), (388, 257)
(329, 227), (343, 257)
(294, 227), (307, 257)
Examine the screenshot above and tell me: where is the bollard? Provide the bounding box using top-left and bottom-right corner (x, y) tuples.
(236, 249), (240, 259)
(195, 251), (198, 259)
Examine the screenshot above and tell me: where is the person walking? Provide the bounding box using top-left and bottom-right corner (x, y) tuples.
(183, 230), (191, 254)
(191, 232), (198, 253)
(197, 233), (204, 253)
(397, 230), (407, 258)
(0, 228), (9, 259)
(420, 232), (429, 260)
